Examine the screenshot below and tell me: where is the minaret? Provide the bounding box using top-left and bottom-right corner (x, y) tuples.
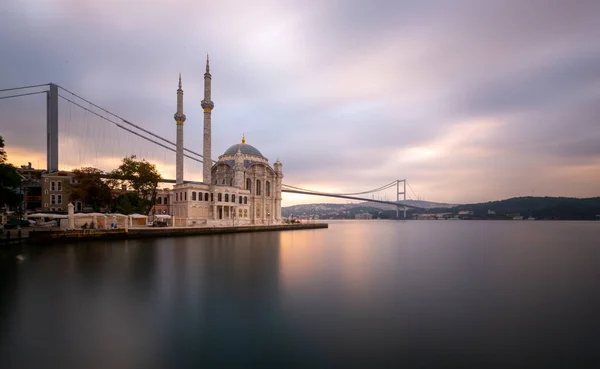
(233, 137), (245, 189)
(174, 73), (186, 185)
(201, 54), (215, 184)
(274, 159), (284, 221)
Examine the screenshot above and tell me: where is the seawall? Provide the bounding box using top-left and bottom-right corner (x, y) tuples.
(28, 223), (328, 244)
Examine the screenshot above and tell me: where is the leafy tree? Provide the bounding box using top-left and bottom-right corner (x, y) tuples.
(70, 167), (113, 211)
(0, 136), (22, 209)
(109, 155), (161, 215)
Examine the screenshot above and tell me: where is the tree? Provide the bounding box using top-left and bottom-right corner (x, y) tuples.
(70, 167), (113, 211)
(0, 136), (22, 209)
(109, 155), (162, 215)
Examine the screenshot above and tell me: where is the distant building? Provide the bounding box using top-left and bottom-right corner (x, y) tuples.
(458, 210), (474, 216)
(355, 213), (372, 220)
(151, 189), (172, 215)
(487, 209), (496, 215)
(17, 163), (44, 212)
(41, 171), (79, 212)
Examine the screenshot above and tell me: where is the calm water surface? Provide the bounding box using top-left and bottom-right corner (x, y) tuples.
(1, 221), (600, 368)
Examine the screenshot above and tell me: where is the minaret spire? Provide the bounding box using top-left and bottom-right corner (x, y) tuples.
(174, 74), (186, 185)
(201, 55), (215, 184)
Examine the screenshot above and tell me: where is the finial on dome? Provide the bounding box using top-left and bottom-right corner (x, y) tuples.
(241, 133), (245, 144)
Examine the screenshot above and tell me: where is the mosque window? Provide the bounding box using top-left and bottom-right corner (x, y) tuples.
(246, 178), (251, 191)
(164, 197), (168, 205)
(232, 194), (236, 203)
(198, 192), (203, 201)
(211, 193), (214, 201)
(239, 196), (242, 204)
(222, 179), (225, 185)
(256, 180), (261, 196)
(266, 181), (271, 197)
(158, 197), (162, 204)
(244, 196), (247, 204)
(192, 192), (196, 201)
(218, 193), (222, 202)
(225, 194), (229, 202)
(205, 193), (209, 201)
(230, 178), (233, 186)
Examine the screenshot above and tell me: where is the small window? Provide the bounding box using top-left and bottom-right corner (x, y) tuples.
(244, 209), (248, 217)
(51, 194), (56, 204)
(45, 178), (48, 183)
(230, 178), (233, 186)
(218, 193), (222, 202)
(44, 203), (48, 208)
(44, 190), (48, 195)
(57, 181), (62, 191)
(176, 193), (179, 201)
(266, 181), (271, 197)
(244, 196), (247, 204)
(232, 194), (236, 203)
(239, 196), (242, 204)
(184, 192), (187, 201)
(164, 197), (168, 205)
(205, 193), (209, 201)
(222, 179), (225, 185)
(246, 178), (251, 191)
(57, 195), (62, 204)
(256, 180), (261, 196)
(198, 192), (202, 201)
(158, 197), (162, 204)
(225, 194), (229, 202)
(192, 192), (196, 201)
(239, 209), (243, 217)
(211, 193), (214, 201)
(51, 181), (56, 191)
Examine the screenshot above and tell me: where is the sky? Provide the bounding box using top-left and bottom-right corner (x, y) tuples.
(1, 0), (599, 206)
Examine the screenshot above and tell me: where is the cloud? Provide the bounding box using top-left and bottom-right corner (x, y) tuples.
(1, 0), (600, 206)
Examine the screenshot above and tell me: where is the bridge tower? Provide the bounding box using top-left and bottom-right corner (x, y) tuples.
(47, 83), (59, 172)
(201, 54), (215, 184)
(396, 179), (406, 219)
(174, 74), (186, 184)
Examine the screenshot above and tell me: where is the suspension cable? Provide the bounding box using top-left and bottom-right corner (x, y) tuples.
(57, 85), (216, 163)
(0, 91), (47, 100)
(282, 180), (397, 196)
(406, 181), (419, 200)
(58, 94), (204, 164)
(0, 83), (49, 93)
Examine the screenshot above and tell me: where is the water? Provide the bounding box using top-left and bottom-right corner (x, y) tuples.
(1, 220), (599, 368)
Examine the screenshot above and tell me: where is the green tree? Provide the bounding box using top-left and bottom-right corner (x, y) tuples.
(0, 136), (23, 209)
(70, 167), (113, 211)
(109, 155), (162, 215)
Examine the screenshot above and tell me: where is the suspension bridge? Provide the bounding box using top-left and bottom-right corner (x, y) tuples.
(1, 83), (425, 218)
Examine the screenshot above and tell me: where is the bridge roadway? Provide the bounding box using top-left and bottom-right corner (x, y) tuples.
(154, 178), (423, 210)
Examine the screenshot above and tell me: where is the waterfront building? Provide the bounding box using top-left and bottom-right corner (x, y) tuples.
(17, 163), (44, 212)
(170, 57), (283, 226)
(41, 171), (81, 212)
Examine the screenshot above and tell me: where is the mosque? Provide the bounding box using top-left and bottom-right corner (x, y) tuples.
(170, 57), (284, 226)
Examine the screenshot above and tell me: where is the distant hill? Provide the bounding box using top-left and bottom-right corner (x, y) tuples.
(282, 197), (600, 220)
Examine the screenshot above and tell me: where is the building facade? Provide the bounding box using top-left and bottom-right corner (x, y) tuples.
(41, 171), (82, 212)
(170, 57), (283, 226)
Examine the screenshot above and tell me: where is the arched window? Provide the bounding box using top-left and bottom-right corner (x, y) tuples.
(239, 196), (242, 204)
(246, 178), (251, 191)
(51, 181), (56, 191)
(211, 193), (214, 202)
(256, 180), (261, 196)
(218, 193), (222, 202)
(164, 197), (168, 205)
(57, 195), (62, 204)
(244, 196), (247, 204)
(232, 194), (236, 203)
(192, 192), (196, 201)
(266, 181), (271, 197)
(184, 192), (187, 201)
(225, 193), (229, 202)
(158, 197), (162, 204)
(57, 181), (62, 191)
(205, 193), (209, 201)
(198, 192), (203, 201)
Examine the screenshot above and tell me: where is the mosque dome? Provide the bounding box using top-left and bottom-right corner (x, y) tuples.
(222, 135), (264, 158)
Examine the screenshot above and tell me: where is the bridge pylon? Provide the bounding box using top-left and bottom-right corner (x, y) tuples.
(396, 179), (407, 219)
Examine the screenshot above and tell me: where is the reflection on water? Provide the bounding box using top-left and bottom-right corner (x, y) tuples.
(1, 221), (600, 368)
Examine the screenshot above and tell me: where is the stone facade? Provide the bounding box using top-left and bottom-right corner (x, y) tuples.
(41, 171), (80, 212)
